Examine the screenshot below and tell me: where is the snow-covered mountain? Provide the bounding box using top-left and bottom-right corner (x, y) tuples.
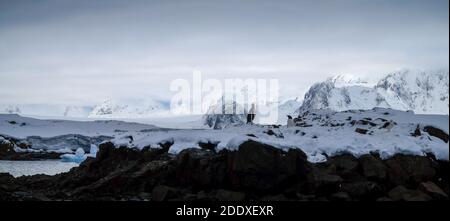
(2, 69), (447, 121)
(0, 104), (93, 118)
(298, 70), (449, 115)
(88, 99), (169, 118)
(0, 99), (170, 119)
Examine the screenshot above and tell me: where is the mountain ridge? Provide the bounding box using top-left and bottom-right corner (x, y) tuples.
(297, 69), (449, 115)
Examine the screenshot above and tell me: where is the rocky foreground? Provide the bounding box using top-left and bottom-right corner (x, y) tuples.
(0, 140), (448, 201)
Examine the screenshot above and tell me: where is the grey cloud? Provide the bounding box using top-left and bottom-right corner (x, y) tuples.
(0, 0), (448, 105)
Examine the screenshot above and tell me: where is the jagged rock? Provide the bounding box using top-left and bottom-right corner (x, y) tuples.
(295, 130), (306, 136)
(358, 120), (377, 127)
(355, 128), (368, 134)
(328, 154), (359, 172)
(172, 148), (221, 188)
(327, 154), (362, 181)
(312, 171), (343, 195)
(359, 154), (387, 181)
(158, 139), (174, 153)
(198, 141), (219, 152)
(424, 126), (449, 143)
(388, 185), (432, 201)
(0, 137), (62, 160)
(379, 121), (396, 129)
(0, 173), (16, 199)
(341, 181), (383, 200)
(1, 140), (447, 201)
(385, 154), (437, 187)
(418, 181), (448, 200)
(434, 160), (449, 194)
(0, 139), (15, 155)
(264, 130), (284, 138)
(229, 140), (309, 191)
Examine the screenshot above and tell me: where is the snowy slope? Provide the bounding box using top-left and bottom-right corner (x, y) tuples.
(112, 108), (449, 162)
(0, 114), (159, 138)
(1, 108), (448, 162)
(298, 70), (449, 114)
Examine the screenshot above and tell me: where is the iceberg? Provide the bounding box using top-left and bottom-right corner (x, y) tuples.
(60, 145), (98, 163)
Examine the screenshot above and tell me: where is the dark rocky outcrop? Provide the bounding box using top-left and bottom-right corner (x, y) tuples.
(0, 138), (61, 160)
(0, 141), (448, 201)
(0, 134), (112, 160)
(355, 128), (368, 134)
(198, 141), (219, 152)
(424, 126), (449, 143)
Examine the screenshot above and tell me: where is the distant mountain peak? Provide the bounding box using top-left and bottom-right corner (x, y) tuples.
(328, 74), (369, 87)
(298, 69), (449, 115)
(88, 98), (169, 118)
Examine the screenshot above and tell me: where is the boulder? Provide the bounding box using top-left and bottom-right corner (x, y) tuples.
(158, 139), (174, 154)
(418, 181), (448, 200)
(312, 172), (343, 195)
(329, 154), (359, 172)
(264, 130), (284, 138)
(172, 148), (222, 188)
(229, 140), (309, 191)
(198, 141), (219, 152)
(385, 154), (436, 187)
(327, 154), (362, 181)
(341, 181), (383, 200)
(355, 128), (368, 134)
(359, 154), (387, 181)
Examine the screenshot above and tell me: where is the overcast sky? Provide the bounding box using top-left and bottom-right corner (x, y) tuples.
(0, 0), (448, 105)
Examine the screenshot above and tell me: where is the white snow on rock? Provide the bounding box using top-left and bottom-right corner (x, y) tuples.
(1, 109), (448, 163)
(298, 69), (449, 115)
(110, 108), (448, 162)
